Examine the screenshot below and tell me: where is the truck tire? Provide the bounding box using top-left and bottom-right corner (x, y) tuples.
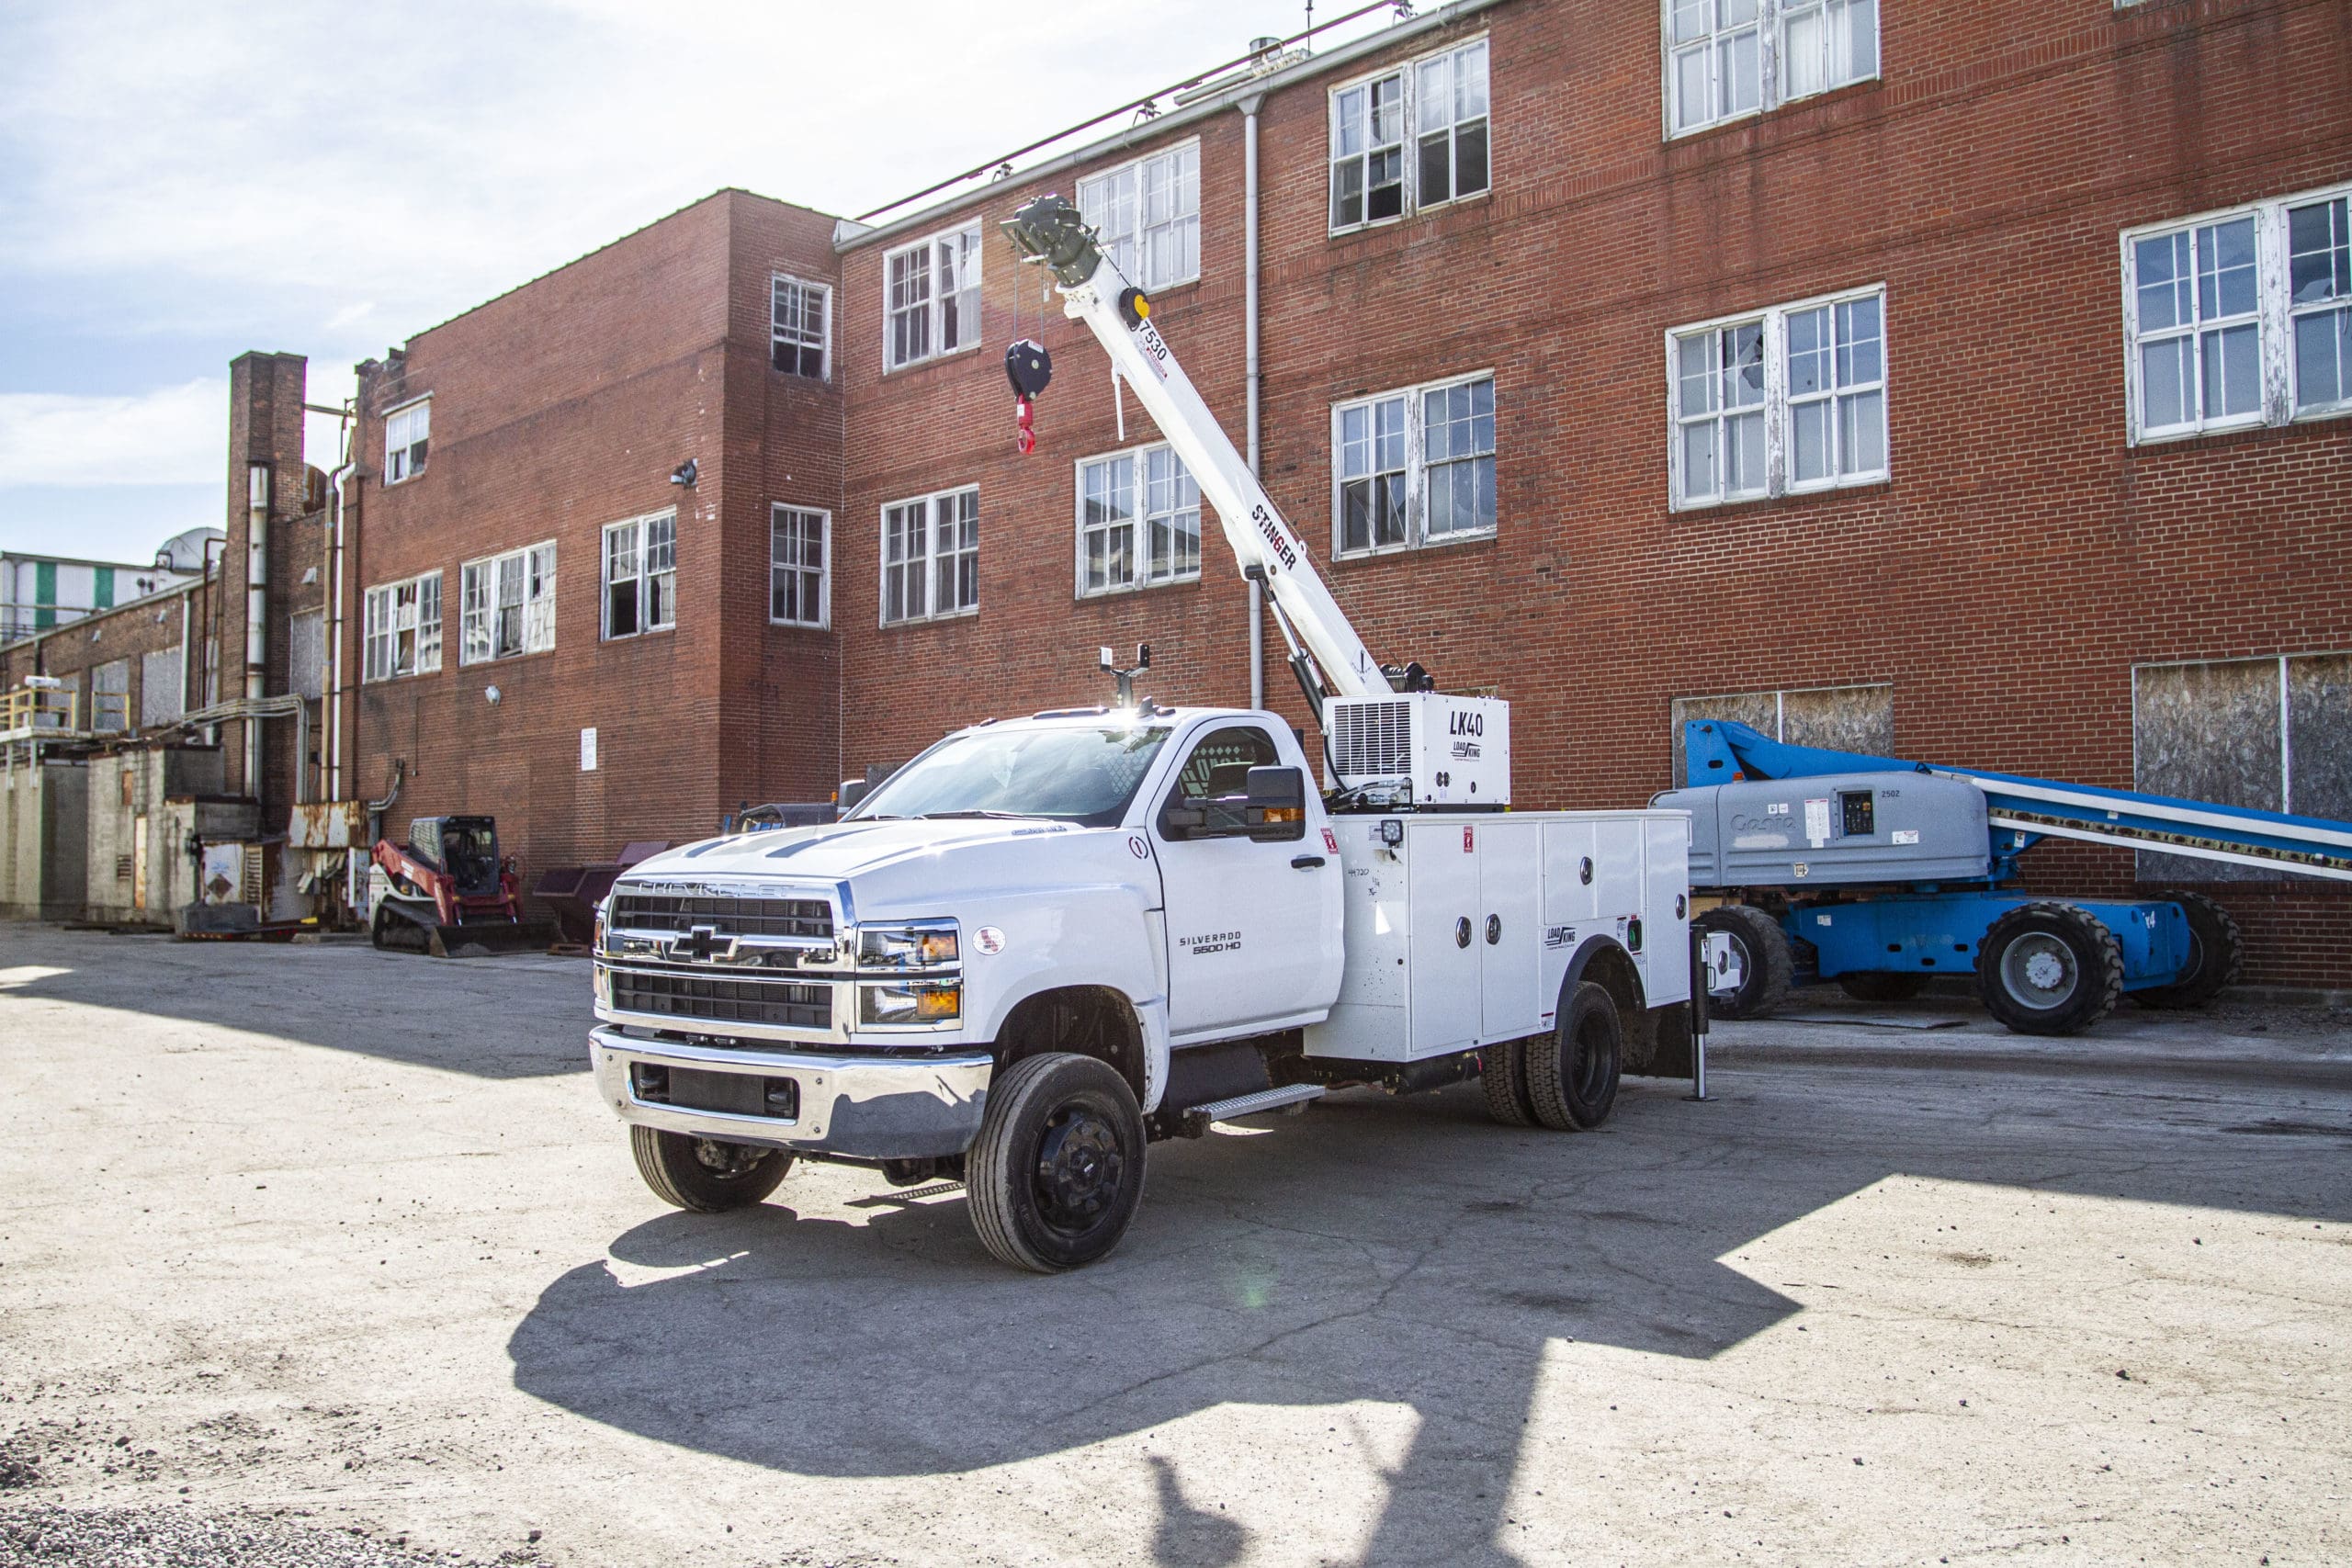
(1975, 902), (2123, 1036)
(629, 1126), (792, 1212)
(1835, 971), (1930, 1004)
(1524, 981), (1623, 1131)
(1480, 1038), (1536, 1126)
(1693, 905), (1792, 1020)
(2130, 890), (2244, 1010)
(967, 1053), (1147, 1273)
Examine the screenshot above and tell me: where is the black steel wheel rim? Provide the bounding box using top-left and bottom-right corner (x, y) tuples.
(1569, 1014), (1611, 1103)
(1032, 1103), (1125, 1235)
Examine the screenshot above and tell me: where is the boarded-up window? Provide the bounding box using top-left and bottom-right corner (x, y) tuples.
(141, 647), (185, 727)
(90, 659), (130, 733)
(289, 611), (324, 701)
(1669, 682), (1894, 785)
(2135, 654), (2352, 880)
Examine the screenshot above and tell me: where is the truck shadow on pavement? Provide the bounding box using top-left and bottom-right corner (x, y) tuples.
(507, 1074), (2352, 1565)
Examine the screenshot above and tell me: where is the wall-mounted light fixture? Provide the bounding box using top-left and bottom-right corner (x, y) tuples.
(484, 685), (502, 706)
(670, 458), (697, 489)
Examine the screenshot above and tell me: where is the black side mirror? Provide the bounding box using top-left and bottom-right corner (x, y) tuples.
(1243, 765), (1307, 842)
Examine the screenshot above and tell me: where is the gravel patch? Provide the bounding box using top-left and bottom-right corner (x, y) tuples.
(0, 1506), (550, 1568)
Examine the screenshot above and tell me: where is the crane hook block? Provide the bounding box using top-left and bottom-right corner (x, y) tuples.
(1004, 339), (1053, 400)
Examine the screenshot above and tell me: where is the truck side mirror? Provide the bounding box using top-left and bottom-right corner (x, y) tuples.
(837, 778), (871, 817)
(1244, 766), (1307, 842)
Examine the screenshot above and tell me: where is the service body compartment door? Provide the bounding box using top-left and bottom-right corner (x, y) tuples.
(1406, 821), (1481, 1056)
(1477, 819), (1543, 1040)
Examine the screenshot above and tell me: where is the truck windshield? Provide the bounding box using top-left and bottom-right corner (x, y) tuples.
(850, 724), (1173, 828)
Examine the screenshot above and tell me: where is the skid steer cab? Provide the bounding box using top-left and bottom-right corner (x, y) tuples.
(369, 816), (553, 957)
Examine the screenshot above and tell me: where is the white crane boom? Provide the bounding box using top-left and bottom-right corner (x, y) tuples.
(1001, 197), (1389, 702)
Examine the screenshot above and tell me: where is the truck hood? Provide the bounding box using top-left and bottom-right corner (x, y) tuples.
(621, 817), (1114, 889)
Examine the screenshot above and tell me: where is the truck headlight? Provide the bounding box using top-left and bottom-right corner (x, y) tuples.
(857, 923), (959, 970)
(859, 979), (961, 1025)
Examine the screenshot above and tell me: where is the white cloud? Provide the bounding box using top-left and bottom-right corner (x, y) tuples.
(0, 379), (226, 486)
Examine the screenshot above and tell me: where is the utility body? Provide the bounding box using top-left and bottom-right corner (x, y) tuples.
(590, 196), (1691, 1271)
(1658, 719), (2352, 1034)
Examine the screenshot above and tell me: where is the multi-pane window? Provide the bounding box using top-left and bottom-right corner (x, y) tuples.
(361, 571), (443, 682)
(460, 543), (556, 665)
(1668, 0), (1878, 137)
(1332, 373), (1497, 555)
(1078, 141), (1201, 291)
(1669, 286), (1890, 509)
(2123, 184), (2352, 442)
(884, 226), (982, 370)
(880, 488), (979, 625)
(384, 398), (430, 483)
(772, 276), (830, 379)
(603, 513), (676, 639)
(1330, 39), (1488, 231)
(771, 505), (829, 627)
(1075, 445), (1203, 597)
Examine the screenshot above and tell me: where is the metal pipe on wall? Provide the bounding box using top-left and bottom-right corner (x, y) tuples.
(243, 463), (268, 800)
(327, 457), (356, 803)
(1241, 94), (1265, 711)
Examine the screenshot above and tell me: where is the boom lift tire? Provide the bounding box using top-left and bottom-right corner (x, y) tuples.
(1975, 902), (2123, 1036)
(630, 1126), (792, 1212)
(1480, 1038), (1537, 1126)
(2129, 890), (2244, 1010)
(1693, 905), (1792, 1020)
(1835, 971), (1931, 1003)
(967, 1053), (1147, 1273)
(1523, 981), (1623, 1131)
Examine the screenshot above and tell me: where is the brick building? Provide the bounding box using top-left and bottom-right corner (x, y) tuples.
(12, 0), (2349, 984)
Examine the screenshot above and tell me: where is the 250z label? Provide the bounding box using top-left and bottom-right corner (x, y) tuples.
(1180, 931), (1242, 956)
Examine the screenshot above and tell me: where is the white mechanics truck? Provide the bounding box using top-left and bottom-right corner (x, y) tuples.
(590, 196), (1694, 1271)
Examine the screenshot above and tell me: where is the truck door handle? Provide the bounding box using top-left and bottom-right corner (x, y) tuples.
(1290, 854), (1326, 869)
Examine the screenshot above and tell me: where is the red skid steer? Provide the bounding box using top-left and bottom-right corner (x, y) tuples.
(369, 816), (556, 957)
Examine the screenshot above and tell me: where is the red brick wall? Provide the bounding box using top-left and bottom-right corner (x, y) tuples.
(829, 0), (2352, 984)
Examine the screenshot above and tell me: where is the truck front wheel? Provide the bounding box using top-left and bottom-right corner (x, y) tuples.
(967, 1054), (1147, 1273)
(629, 1126), (792, 1212)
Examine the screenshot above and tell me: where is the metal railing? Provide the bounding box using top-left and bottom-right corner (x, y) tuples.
(1, 686), (80, 741)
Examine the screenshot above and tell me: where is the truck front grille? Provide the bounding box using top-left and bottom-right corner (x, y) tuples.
(611, 969), (832, 1030)
(610, 893), (833, 941)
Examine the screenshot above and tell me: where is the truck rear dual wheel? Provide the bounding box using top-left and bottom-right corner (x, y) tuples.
(1693, 905), (1792, 1020)
(967, 1053), (1147, 1273)
(630, 1126), (793, 1212)
(1975, 902), (2123, 1036)
(1483, 982), (1622, 1131)
(2130, 890), (2244, 1010)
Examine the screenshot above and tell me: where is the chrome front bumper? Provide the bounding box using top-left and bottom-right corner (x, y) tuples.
(590, 1026), (993, 1159)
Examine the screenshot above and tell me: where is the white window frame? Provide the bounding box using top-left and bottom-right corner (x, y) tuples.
(2121, 181), (2352, 446)
(459, 541), (556, 665)
(771, 274), (831, 380)
(1667, 283), (1890, 512)
(1328, 36), (1490, 235)
(1329, 370), (1498, 558)
(770, 504), (831, 628)
(878, 487), (979, 626)
(1663, 0), (1880, 141)
(383, 396), (430, 484)
(601, 512), (677, 641)
(1077, 139), (1203, 292)
(882, 225), (983, 372)
(360, 570), (443, 682)
(1072, 442), (1204, 598)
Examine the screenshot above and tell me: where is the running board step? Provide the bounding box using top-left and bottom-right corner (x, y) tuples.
(1182, 1083), (1325, 1134)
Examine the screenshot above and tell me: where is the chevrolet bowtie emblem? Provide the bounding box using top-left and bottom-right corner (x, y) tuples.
(671, 924), (737, 962)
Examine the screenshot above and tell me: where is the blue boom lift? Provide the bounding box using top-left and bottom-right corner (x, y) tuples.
(1654, 720), (2352, 1035)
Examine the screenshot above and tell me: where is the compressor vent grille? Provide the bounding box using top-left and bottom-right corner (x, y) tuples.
(1330, 700), (1411, 780)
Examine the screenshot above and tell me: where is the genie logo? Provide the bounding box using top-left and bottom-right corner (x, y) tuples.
(1251, 505), (1297, 572)
(1450, 711), (1484, 737)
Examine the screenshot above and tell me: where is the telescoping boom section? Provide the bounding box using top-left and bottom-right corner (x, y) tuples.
(1000, 195), (1388, 703)
(1686, 719), (2352, 883)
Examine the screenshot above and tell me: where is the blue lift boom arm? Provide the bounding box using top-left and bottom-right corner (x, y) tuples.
(1683, 719), (2352, 884)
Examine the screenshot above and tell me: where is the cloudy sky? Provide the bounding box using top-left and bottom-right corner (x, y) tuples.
(0, 0), (1392, 565)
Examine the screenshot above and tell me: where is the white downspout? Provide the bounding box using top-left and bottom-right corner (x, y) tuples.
(243, 463), (268, 796)
(1241, 93), (1265, 711)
